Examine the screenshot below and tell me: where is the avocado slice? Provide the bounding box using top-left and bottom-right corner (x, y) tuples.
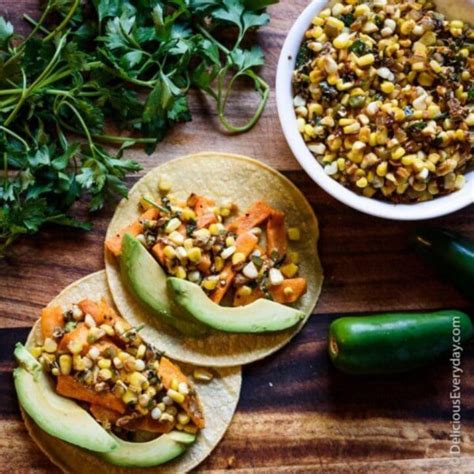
(99, 431), (196, 467)
(13, 343), (117, 453)
(168, 278), (305, 333)
(120, 234), (207, 336)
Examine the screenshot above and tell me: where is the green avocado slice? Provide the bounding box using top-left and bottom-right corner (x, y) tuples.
(13, 343), (117, 453)
(99, 431), (196, 467)
(167, 278), (305, 333)
(120, 233), (207, 336)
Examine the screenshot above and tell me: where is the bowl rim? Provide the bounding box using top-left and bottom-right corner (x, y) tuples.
(275, 0), (474, 221)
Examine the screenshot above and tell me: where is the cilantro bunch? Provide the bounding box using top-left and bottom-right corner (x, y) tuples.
(0, 0), (277, 256)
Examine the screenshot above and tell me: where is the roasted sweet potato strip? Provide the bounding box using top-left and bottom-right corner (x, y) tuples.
(58, 323), (89, 354)
(90, 404), (122, 424)
(122, 416), (175, 433)
(57, 375), (126, 414)
(233, 278), (307, 306)
(195, 196), (217, 228)
(210, 232), (258, 304)
(78, 299), (106, 325)
(41, 306), (64, 340)
(227, 200), (273, 234)
(105, 208), (159, 256)
(266, 210), (287, 258)
(158, 357), (205, 429)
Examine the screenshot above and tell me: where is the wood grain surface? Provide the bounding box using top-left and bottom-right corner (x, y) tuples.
(1, 1), (473, 472)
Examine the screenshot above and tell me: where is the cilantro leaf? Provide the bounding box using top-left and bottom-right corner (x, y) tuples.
(0, 17), (14, 49)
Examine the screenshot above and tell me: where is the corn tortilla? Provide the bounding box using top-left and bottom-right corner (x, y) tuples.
(105, 152), (323, 367)
(21, 271), (242, 473)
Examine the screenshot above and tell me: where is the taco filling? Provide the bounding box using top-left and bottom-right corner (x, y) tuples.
(105, 184), (308, 307)
(32, 299), (204, 439)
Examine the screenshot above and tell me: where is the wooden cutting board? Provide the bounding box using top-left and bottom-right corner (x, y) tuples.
(1, 1), (473, 472)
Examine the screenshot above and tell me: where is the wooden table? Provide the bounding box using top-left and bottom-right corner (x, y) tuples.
(1, 1), (473, 472)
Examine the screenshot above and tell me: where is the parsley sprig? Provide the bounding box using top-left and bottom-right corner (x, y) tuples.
(0, 0), (276, 256)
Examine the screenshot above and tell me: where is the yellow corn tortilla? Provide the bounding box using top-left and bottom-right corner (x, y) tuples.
(21, 271), (242, 473)
(105, 152), (323, 367)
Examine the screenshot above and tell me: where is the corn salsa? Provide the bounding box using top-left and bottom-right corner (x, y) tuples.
(293, 0), (473, 203)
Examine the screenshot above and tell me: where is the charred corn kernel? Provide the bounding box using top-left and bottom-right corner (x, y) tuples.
(287, 227), (301, 241)
(158, 178), (172, 193)
(100, 324), (114, 337)
(193, 368), (214, 382)
(99, 368), (112, 381)
(178, 413), (191, 425)
(73, 355), (86, 371)
(165, 217), (181, 234)
(43, 338), (58, 353)
(122, 390), (138, 405)
(281, 263), (299, 278)
(380, 82), (394, 94)
(337, 158), (346, 171)
(401, 155), (415, 166)
(326, 16), (344, 31)
(175, 266), (186, 280)
(429, 60), (442, 73)
(454, 130), (465, 140)
(202, 278), (218, 291)
(327, 73), (339, 85)
(59, 354), (72, 375)
(376, 162), (388, 177)
(391, 147), (406, 160)
(466, 114), (474, 126)
(232, 252), (246, 266)
(129, 371), (147, 388)
(400, 20), (415, 35)
(213, 256), (224, 272)
(98, 358), (111, 369)
(225, 236), (236, 247)
(308, 103), (323, 116)
(355, 4), (370, 15)
(187, 247), (202, 263)
(283, 287), (295, 297)
(356, 177), (368, 188)
(178, 382), (189, 395)
(167, 389), (185, 404)
(356, 53), (375, 67)
(237, 285), (252, 297)
(333, 31), (351, 49)
(68, 340), (83, 355)
(343, 122), (361, 134)
(181, 208), (196, 221)
(30, 347), (43, 358)
(170, 377), (179, 391)
(418, 72), (433, 87)
(160, 413), (175, 423)
(163, 245), (176, 260)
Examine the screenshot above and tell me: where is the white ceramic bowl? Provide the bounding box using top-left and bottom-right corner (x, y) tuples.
(276, 0), (474, 220)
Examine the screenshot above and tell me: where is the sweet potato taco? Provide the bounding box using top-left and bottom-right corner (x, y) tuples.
(105, 152), (323, 367)
(14, 271), (241, 473)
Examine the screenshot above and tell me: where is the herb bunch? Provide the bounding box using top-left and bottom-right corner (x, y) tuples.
(0, 0), (277, 256)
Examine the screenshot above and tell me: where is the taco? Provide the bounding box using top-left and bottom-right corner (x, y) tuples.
(105, 152), (323, 367)
(13, 271), (241, 473)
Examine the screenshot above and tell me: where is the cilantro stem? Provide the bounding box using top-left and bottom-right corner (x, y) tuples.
(217, 70), (270, 133)
(0, 126), (30, 150)
(23, 13), (51, 36)
(56, 100), (94, 152)
(195, 24), (230, 55)
(44, 0), (80, 42)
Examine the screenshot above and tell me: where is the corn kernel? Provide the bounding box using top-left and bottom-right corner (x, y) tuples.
(175, 266), (186, 280)
(181, 208), (196, 221)
(129, 371), (147, 388)
(466, 114), (474, 127)
(283, 287), (295, 297)
(68, 340), (83, 355)
(158, 178), (172, 193)
(232, 252), (246, 266)
(287, 227), (300, 241)
(356, 53), (375, 67)
(333, 31), (351, 49)
(167, 389), (185, 404)
(202, 278), (218, 291)
(343, 122), (361, 134)
(59, 354), (72, 375)
(326, 16), (344, 31)
(43, 338), (58, 353)
(376, 162), (388, 177)
(356, 177), (368, 188)
(122, 390), (138, 405)
(288, 251), (299, 264)
(391, 147), (406, 160)
(178, 413), (190, 425)
(237, 285), (252, 297)
(30, 347), (43, 359)
(281, 263), (299, 278)
(380, 82), (394, 94)
(187, 247), (202, 263)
